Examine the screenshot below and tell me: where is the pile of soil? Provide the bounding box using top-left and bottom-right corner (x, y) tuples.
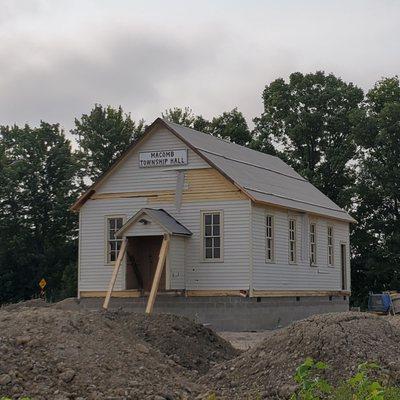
(202, 312), (400, 399)
(126, 313), (238, 373)
(0, 304), (237, 400)
(4, 302), (400, 400)
(1, 298), (50, 311)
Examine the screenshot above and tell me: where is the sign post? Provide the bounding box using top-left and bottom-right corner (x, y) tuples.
(39, 278), (47, 299)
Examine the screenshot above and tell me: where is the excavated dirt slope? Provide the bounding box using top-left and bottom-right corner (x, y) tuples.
(3, 302), (400, 400)
(0, 302), (237, 400)
(203, 312), (400, 399)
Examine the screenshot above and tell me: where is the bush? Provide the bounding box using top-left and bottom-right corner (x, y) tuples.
(291, 358), (400, 400)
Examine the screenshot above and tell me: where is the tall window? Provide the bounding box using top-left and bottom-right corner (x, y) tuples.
(107, 217), (123, 263)
(266, 215), (274, 262)
(327, 226), (334, 266)
(289, 218), (297, 263)
(203, 211), (222, 260)
(310, 223), (317, 266)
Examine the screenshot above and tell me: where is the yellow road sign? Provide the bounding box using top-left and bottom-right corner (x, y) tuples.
(39, 278), (47, 290)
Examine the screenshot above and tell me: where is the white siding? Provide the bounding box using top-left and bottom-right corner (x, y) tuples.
(79, 198), (146, 291)
(168, 236), (186, 289)
(251, 204), (351, 291)
(175, 200), (251, 290)
(97, 128), (209, 194)
(122, 215), (165, 237)
(79, 198), (251, 291)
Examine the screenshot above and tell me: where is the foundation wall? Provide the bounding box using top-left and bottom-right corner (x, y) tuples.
(79, 295), (349, 331)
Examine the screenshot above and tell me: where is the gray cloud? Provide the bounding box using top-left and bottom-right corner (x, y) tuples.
(0, 0), (399, 132)
(0, 23), (226, 129)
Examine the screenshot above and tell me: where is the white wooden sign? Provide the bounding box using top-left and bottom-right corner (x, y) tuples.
(139, 149), (188, 168)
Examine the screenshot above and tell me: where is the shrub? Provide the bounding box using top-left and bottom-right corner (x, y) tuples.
(291, 358), (400, 400)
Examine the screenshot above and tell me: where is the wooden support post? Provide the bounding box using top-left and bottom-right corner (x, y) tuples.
(103, 238), (127, 310)
(145, 234), (170, 315)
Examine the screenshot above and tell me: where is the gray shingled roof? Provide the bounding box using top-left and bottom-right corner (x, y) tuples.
(163, 119), (355, 223)
(117, 208), (192, 237)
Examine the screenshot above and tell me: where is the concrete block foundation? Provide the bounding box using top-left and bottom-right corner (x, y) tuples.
(79, 295), (349, 331)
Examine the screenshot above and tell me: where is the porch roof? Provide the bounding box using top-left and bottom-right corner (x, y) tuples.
(116, 208), (192, 238)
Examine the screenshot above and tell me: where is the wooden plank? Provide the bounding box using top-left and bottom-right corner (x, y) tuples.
(103, 239), (127, 309)
(145, 234), (170, 314)
(92, 190), (174, 200)
(186, 290), (244, 297)
(186, 290), (350, 298)
(252, 290), (351, 298)
(80, 290), (141, 298)
(92, 189), (245, 202)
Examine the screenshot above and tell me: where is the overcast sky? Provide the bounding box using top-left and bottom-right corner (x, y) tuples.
(1, 0), (399, 131)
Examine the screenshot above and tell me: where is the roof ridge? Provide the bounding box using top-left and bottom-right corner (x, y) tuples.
(162, 118), (284, 162)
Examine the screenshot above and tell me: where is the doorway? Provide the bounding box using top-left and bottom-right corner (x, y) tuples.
(340, 243), (347, 291)
(125, 236), (165, 292)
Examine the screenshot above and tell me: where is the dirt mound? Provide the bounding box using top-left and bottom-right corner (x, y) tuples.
(1, 298), (49, 311)
(202, 312), (400, 399)
(3, 303), (400, 400)
(126, 313), (239, 373)
(51, 297), (82, 311)
(0, 305), (236, 399)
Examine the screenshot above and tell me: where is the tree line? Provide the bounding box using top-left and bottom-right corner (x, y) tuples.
(1, 71), (399, 306)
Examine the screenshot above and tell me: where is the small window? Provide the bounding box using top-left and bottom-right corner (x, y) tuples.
(328, 226), (334, 266)
(266, 215), (274, 262)
(289, 218), (297, 264)
(202, 211), (222, 260)
(107, 217), (123, 263)
(310, 223), (317, 266)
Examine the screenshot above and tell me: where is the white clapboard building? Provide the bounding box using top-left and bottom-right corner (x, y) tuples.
(72, 118), (354, 330)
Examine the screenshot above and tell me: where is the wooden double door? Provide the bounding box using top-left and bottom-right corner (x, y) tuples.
(125, 235), (165, 292)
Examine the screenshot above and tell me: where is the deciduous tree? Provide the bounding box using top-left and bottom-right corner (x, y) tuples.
(351, 77), (400, 305)
(256, 71), (363, 208)
(0, 122), (79, 303)
(73, 104), (145, 183)
(163, 107), (253, 146)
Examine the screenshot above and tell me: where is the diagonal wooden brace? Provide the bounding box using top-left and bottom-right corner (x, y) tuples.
(103, 238), (127, 310)
(145, 234), (170, 315)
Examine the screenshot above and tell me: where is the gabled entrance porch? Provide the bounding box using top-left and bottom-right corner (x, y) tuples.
(102, 208), (192, 313)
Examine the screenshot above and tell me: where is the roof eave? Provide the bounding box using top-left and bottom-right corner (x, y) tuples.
(115, 208), (192, 238)
(252, 199), (356, 224)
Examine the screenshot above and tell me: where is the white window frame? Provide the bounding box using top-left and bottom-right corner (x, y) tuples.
(309, 222), (317, 266)
(265, 214), (275, 263)
(201, 210), (224, 262)
(340, 241), (348, 290)
(105, 215), (125, 265)
(288, 218), (297, 264)
(327, 225), (334, 266)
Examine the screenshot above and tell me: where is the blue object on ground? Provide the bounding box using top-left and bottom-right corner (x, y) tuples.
(368, 292), (392, 313)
